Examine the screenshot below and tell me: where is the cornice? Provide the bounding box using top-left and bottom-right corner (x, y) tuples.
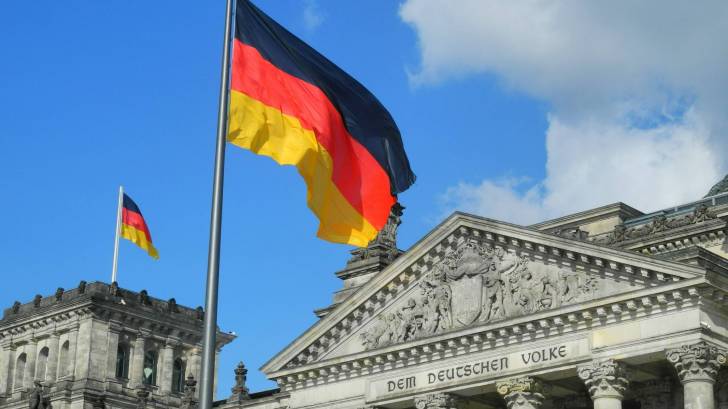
(261, 213), (706, 375)
(619, 218), (726, 255)
(269, 278), (715, 390)
(530, 202), (643, 231)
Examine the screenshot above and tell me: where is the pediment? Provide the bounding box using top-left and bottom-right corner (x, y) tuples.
(262, 212), (705, 378)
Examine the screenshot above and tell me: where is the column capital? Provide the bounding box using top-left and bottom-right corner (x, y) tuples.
(577, 359), (629, 400)
(666, 341), (727, 383)
(164, 338), (181, 349)
(496, 376), (545, 408)
(413, 392), (460, 409)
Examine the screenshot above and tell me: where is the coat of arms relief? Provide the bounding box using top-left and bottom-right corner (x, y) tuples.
(361, 240), (623, 349)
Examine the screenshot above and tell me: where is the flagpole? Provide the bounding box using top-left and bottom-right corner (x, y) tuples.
(200, 0), (235, 408)
(111, 185), (124, 284)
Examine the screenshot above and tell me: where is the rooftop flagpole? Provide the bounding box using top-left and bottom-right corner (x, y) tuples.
(111, 185), (124, 284)
(200, 0), (235, 408)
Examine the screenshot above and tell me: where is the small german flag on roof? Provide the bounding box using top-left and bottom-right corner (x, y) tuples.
(121, 194), (158, 259)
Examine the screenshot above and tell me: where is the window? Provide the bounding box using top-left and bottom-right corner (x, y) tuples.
(142, 350), (157, 385)
(14, 353), (26, 390)
(115, 343), (130, 379)
(36, 347), (49, 381)
(172, 358), (186, 393)
(58, 341), (70, 378)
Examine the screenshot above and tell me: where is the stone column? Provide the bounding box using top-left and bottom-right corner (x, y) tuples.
(214, 348), (221, 398)
(45, 332), (60, 384)
(666, 341), (727, 409)
(23, 338), (38, 388)
(496, 377), (545, 409)
(716, 368), (728, 409)
(159, 339), (177, 395)
(0, 343), (13, 397)
(104, 327), (121, 380)
(130, 333), (147, 388)
(577, 359), (629, 409)
(66, 325), (79, 379)
(189, 347), (202, 398)
(413, 392), (460, 409)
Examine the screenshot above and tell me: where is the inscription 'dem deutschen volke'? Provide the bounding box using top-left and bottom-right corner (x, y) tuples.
(384, 344), (568, 394)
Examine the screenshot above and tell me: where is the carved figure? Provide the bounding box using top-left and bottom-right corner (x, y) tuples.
(362, 239), (606, 349)
(29, 381), (43, 409)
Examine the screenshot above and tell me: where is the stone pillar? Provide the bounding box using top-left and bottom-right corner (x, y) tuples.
(666, 341), (727, 409)
(159, 339), (177, 395)
(105, 327), (121, 380)
(0, 343), (13, 397)
(577, 359), (629, 409)
(23, 338), (38, 388)
(45, 332), (60, 384)
(213, 347), (221, 398)
(66, 325), (79, 379)
(130, 333), (147, 388)
(189, 347), (201, 398)
(716, 368), (728, 409)
(413, 392), (460, 409)
(496, 377), (545, 409)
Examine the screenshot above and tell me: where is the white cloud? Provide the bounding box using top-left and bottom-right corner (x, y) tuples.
(402, 0), (728, 223)
(302, 0), (325, 31)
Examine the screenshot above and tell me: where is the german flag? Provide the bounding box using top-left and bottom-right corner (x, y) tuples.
(228, 0), (416, 247)
(121, 194), (159, 259)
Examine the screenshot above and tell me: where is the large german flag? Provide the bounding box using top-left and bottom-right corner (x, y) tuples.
(228, 0), (416, 247)
(121, 194), (159, 259)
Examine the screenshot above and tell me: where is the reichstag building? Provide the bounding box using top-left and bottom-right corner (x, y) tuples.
(2, 176), (728, 409)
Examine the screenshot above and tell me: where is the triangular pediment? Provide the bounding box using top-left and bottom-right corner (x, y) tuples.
(262, 212), (705, 378)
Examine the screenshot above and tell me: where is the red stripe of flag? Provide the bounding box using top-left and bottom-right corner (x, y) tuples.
(122, 208), (153, 243)
(230, 39), (394, 229)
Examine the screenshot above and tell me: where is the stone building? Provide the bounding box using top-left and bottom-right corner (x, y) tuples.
(0, 282), (235, 409)
(4, 177), (728, 409)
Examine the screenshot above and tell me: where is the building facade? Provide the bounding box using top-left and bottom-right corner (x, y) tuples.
(0, 282), (234, 409)
(4, 178), (728, 409)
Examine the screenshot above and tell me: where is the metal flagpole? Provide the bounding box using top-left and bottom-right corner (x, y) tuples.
(111, 185), (124, 283)
(200, 0), (235, 408)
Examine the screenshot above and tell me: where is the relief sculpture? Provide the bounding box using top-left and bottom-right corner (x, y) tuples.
(361, 240), (598, 349)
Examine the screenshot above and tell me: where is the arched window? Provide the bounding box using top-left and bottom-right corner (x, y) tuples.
(58, 341), (70, 378)
(172, 358), (186, 393)
(115, 343), (130, 379)
(142, 350), (157, 385)
(36, 347), (49, 381)
(14, 353), (26, 390)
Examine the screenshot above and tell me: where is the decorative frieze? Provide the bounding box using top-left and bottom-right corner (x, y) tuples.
(282, 221), (692, 369)
(496, 376), (545, 408)
(666, 341), (727, 383)
(413, 392), (459, 409)
(361, 239), (635, 350)
(577, 359), (629, 400)
(594, 203), (719, 245)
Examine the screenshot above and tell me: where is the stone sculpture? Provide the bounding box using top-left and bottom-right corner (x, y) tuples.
(362, 240), (598, 349)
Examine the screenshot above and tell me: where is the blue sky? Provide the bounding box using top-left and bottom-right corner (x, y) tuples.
(1, 0), (726, 394)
